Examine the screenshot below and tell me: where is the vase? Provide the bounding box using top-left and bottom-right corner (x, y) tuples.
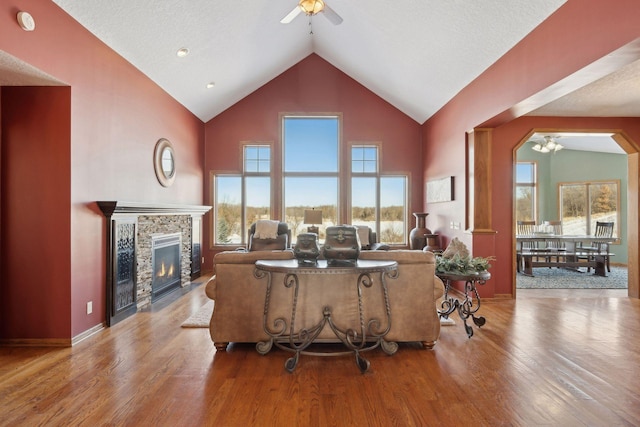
(409, 212), (432, 250)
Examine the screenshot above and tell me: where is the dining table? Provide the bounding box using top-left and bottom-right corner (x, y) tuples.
(516, 234), (616, 277)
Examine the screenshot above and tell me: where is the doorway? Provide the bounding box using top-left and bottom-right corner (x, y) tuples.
(514, 131), (632, 294)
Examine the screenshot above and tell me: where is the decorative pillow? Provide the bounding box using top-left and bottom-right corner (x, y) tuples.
(254, 219), (280, 239)
(356, 225), (370, 247)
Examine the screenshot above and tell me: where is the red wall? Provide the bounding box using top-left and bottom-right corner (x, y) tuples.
(1, 87), (71, 339)
(203, 54), (422, 265)
(0, 1), (204, 340)
(422, 0), (640, 297)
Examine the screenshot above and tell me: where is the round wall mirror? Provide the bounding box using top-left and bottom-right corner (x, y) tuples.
(154, 138), (176, 187)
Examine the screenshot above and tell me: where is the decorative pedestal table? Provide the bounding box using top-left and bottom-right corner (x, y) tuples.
(436, 271), (490, 338)
(254, 259), (398, 373)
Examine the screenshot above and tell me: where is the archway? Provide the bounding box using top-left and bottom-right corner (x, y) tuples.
(512, 129), (639, 298)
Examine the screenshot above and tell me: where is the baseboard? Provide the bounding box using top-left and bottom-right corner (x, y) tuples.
(0, 338), (71, 347)
(0, 323), (106, 347)
(72, 323), (105, 346)
(492, 293), (514, 299)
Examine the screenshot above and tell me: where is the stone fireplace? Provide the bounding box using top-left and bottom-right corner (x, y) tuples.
(98, 201), (211, 326)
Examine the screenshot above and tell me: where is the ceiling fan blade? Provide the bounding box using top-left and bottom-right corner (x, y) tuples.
(280, 6), (302, 24)
(322, 4), (343, 25)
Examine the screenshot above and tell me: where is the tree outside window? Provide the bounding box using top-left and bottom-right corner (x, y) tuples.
(351, 145), (407, 245)
(515, 162), (537, 222)
(560, 181), (619, 236)
(213, 144), (271, 246)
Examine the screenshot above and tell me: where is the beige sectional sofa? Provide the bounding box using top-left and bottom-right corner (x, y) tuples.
(205, 249), (445, 351)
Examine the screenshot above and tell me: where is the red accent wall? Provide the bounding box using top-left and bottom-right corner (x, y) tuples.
(0, 1), (204, 340)
(422, 0), (640, 297)
(1, 87), (71, 339)
(203, 54), (422, 265)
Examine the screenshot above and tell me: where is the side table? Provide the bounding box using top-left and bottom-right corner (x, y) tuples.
(436, 271), (490, 338)
(254, 259), (398, 373)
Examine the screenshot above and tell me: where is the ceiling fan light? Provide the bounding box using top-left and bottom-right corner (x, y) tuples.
(532, 143), (543, 152)
(299, 0), (325, 15)
(540, 146), (550, 153)
(554, 144), (564, 151)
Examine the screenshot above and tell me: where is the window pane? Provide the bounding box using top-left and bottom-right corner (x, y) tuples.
(516, 162), (535, 183)
(245, 145), (270, 173)
(515, 162), (537, 223)
(215, 176), (242, 244)
(589, 183), (618, 237)
(284, 117), (339, 172)
(284, 177), (338, 240)
(245, 177), (271, 227)
(352, 146), (377, 173)
(380, 177), (406, 244)
(561, 184), (587, 235)
(515, 187), (534, 221)
(352, 177), (376, 227)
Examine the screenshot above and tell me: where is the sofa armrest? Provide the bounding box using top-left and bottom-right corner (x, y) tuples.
(433, 275), (445, 300)
(205, 275), (217, 300)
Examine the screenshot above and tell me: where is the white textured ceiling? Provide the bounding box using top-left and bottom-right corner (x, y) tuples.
(49, 0), (568, 124)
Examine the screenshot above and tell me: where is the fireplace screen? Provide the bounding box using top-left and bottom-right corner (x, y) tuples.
(151, 233), (182, 301)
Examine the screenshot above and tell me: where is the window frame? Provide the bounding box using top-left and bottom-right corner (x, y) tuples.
(350, 142), (408, 246)
(515, 161), (538, 223)
(282, 114), (341, 240)
(558, 179), (621, 240)
(211, 142), (273, 247)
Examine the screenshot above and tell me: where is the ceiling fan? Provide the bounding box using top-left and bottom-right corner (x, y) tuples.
(281, 0), (343, 25)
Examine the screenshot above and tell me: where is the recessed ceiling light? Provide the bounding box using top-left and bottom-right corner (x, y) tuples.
(206, 82), (215, 89)
(176, 48), (189, 58)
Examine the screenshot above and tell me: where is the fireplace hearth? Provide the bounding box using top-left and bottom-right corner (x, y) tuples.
(151, 233), (181, 301)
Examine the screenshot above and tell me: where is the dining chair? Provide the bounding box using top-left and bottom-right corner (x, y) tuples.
(579, 221), (614, 272)
(543, 220), (565, 265)
(516, 220), (537, 272)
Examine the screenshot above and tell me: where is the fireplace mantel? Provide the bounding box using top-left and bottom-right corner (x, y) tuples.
(98, 201), (211, 217)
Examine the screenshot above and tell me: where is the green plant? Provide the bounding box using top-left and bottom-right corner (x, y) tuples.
(435, 254), (495, 274)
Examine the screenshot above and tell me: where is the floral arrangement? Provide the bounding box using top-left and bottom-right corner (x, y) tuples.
(435, 253), (494, 275)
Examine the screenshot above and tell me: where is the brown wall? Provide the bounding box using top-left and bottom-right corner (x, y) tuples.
(1, 87), (71, 339)
(422, 0), (640, 297)
(203, 54), (422, 265)
(0, 1), (204, 340)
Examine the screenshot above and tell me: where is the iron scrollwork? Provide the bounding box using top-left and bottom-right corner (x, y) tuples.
(437, 271), (489, 338)
(254, 260), (398, 373)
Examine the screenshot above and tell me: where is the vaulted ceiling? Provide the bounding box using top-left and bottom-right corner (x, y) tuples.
(50, 0), (568, 124)
(4, 1), (638, 153)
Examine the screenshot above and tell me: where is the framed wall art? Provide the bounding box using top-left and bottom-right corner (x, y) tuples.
(426, 176), (454, 203)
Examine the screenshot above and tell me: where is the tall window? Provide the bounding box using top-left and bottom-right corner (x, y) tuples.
(213, 144), (271, 245)
(283, 116), (339, 239)
(351, 145), (407, 245)
(515, 162), (537, 222)
(559, 180), (619, 236)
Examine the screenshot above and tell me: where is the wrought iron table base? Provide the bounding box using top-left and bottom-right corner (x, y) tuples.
(256, 305), (398, 373)
(254, 260), (398, 373)
(437, 272), (489, 338)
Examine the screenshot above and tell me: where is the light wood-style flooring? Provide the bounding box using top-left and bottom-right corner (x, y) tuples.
(1, 277), (639, 426)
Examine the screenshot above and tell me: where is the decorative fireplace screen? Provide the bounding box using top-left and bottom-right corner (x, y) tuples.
(151, 233), (182, 301)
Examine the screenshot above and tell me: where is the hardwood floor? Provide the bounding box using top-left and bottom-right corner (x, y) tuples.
(1, 278), (639, 426)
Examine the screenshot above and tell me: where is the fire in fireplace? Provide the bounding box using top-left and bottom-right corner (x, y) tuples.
(151, 233), (182, 301)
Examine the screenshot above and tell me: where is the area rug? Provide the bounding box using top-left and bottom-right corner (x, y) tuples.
(181, 300), (214, 328)
(516, 266), (628, 289)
